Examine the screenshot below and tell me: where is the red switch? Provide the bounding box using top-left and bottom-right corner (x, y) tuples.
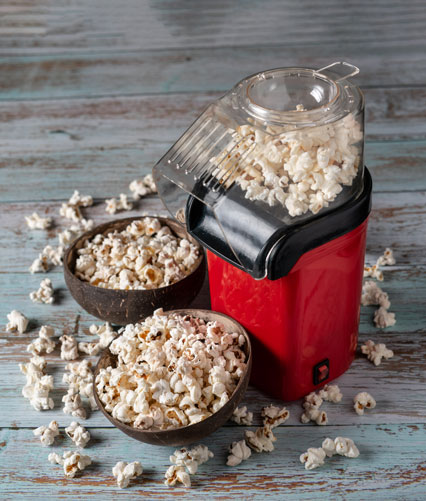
(313, 359), (329, 385)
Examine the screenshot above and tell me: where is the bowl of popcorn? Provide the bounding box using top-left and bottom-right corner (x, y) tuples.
(64, 216), (206, 324)
(93, 308), (252, 446)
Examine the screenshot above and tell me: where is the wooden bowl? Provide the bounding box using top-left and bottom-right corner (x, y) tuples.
(64, 216), (206, 325)
(93, 309), (252, 446)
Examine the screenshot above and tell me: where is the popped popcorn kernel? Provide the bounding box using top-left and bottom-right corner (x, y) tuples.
(245, 425), (276, 452)
(373, 306), (396, 328)
(105, 193), (133, 214)
(227, 440), (252, 466)
(29, 278), (54, 304)
(60, 334), (79, 361)
(261, 404), (290, 428)
(112, 461), (143, 488)
(231, 405), (253, 426)
(65, 421), (91, 448)
(376, 248), (396, 267)
(361, 340), (394, 366)
(33, 420), (59, 446)
(164, 465), (191, 488)
(361, 281), (390, 309)
(321, 436), (360, 458)
(318, 384), (343, 403)
(353, 391), (376, 416)
(48, 450), (91, 478)
(27, 325), (56, 355)
(19, 355), (54, 411)
(6, 310), (29, 334)
(25, 212), (52, 230)
(300, 447), (326, 470)
(129, 174), (157, 200)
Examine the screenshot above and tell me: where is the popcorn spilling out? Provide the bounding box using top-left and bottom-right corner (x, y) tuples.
(75, 217), (200, 290)
(60, 190), (93, 223)
(227, 440), (252, 466)
(300, 391), (328, 426)
(373, 306), (396, 329)
(48, 450), (92, 478)
(261, 404), (290, 429)
(60, 334), (79, 361)
(363, 264), (383, 281)
(19, 355), (54, 411)
(25, 212), (52, 230)
(27, 325), (56, 355)
(211, 114), (362, 217)
(166, 445), (213, 487)
(245, 425), (276, 452)
(361, 340), (394, 366)
(30, 244), (64, 273)
(376, 248), (396, 267)
(364, 248), (396, 281)
(33, 420), (59, 446)
(361, 281), (390, 309)
(58, 220), (94, 247)
(6, 310), (29, 334)
(353, 391), (376, 416)
(231, 406), (253, 426)
(321, 437), (360, 458)
(96, 309), (247, 430)
(30, 278), (54, 304)
(65, 421), (91, 448)
(300, 447), (326, 470)
(113, 461), (143, 489)
(129, 174), (157, 200)
(105, 193), (133, 215)
(63, 360), (97, 412)
(318, 384), (343, 403)
(78, 322), (116, 357)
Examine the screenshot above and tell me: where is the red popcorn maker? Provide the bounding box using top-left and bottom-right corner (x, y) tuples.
(153, 62), (371, 401)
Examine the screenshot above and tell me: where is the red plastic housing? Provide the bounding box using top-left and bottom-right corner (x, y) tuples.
(207, 218), (369, 401)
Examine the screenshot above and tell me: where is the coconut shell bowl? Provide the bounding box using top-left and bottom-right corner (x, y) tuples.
(93, 309), (252, 446)
(64, 216), (206, 325)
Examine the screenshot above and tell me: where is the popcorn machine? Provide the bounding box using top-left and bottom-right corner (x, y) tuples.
(153, 62), (372, 400)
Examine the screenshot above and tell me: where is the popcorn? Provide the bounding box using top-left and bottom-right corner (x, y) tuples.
(261, 405), (290, 428)
(29, 278), (54, 304)
(25, 212), (52, 230)
(166, 445), (213, 488)
(33, 420), (59, 446)
(27, 325), (56, 355)
(318, 384), (343, 403)
(321, 437), (360, 458)
(60, 334), (79, 361)
(48, 450), (91, 478)
(373, 306), (396, 328)
(363, 264), (384, 281)
(6, 310), (29, 333)
(300, 392), (328, 425)
(79, 322), (116, 356)
(245, 425), (276, 452)
(105, 193), (133, 214)
(19, 355), (54, 411)
(112, 461), (143, 488)
(361, 340), (394, 366)
(60, 191), (93, 223)
(164, 465), (191, 488)
(227, 440), (252, 466)
(74, 217), (200, 290)
(58, 221), (94, 247)
(129, 174), (157, 200)
(29, 255), (49, 273)
(353, 391), (376, 416)
(65, 421), (91, 448)
(30, 245), (64, 273)
(96, 310), (247, 430)
(376, 248), (396, 267)
(231, 406), (253, 426)
(300, 447), (326, 470)
(62, 388), (87, 419)
(361, 281), (390, 309)
(63, 360), (97, 411)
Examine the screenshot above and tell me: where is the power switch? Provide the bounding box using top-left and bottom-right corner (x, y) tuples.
(313, 359), (329, 385)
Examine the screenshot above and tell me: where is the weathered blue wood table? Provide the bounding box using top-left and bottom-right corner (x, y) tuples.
(0, 1), (425, 499)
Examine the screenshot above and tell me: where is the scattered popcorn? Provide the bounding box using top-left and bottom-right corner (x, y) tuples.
(78, 322), (116, 356)
(33, 420), (59, 446)
(6, 310), (29, 334)
(211, 113), (362, 217)
(300, 392), (328, 426)
(318, 384), (343, 403)
(105, 193), (133, 214)
(27, 325), (56, 355)
(19, 355), (54, 411)
(129, 173), (157, 200)
(75, 217), (201, 290)
(62, 388), (87, 419)
(245, 425), (276, 452)
(65, 421), (91, 448)
(30, 245), (64, 273)
(231, 406), (253, 426)
(321, 437), (337, 457)
(170, 445), (214, 475)
(25, 212), (52, 230)
(164, 465), (191, 488)
(29, 278), (54, 304)
(60, 191), (93, 223)
(376, 248), (396, 267)
(48, 450), (91, 478)
(58, 220), (94, 247)
(321, 437), (360, 458)
(364, 248), (395, 282)
(363, 264), (384, 281)
(353, 391), (376, 416)
(373, 306), (396, 328)
(361, 281), (390, 309)
(96, 309), (247, 430)
(261, 404), (290, 428)
(29, 255), (49, 273)
(227, 440), (252, 466)
(300, 447), (326, 470)
(60, 334), (79, 361)
(112, 461), (143, 489)
(361, 340), (394, 366)
(63, 360), (97, 411)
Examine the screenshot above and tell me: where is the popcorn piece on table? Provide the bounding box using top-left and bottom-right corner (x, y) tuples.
(245, 425), (276, 452)
(164, 465), (191, 488)
(361, 340), (394, 366)
(361, 281), (391, 309)
(105, 193), (133, 215)
(48, 450), (91, 478)
(300, 447), (326, 470)
(112, 461), (143, 489)
(300, 392), (328, 426)
(318, 384), (343, 403)
(33, 420), (59, 446)
(65, 421), (91, 448)
(58, 220), (94, 247)
(78, 322), (116, 356)
(321, 437), (360, 458)
(29, 245), (64, 273)
(19, 355), (54, 411)
(62, 389), (87, 419)
(63, 360), (97, 411)
(60, 334), (79, 361)
(261, 404), (290, 428)
(376, 248), (396, 267)
(27, 325), (56, 355)
(227, 440), (252, 466)
(231, 405), (253, 426)
(6, 310), (29, 334)
(60, 191), (93, 223)
(170, 445), (214, 475)
(25, 212), (52, 230)
(373, 306), (396, 328)
(353, 391), (376, 416)
(30, 278), (54, 304)
(129, 173), (157, 200)
(363, 264), (384, 281)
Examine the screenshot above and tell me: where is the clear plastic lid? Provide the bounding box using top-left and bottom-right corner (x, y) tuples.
(154, 62), (365, 278)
